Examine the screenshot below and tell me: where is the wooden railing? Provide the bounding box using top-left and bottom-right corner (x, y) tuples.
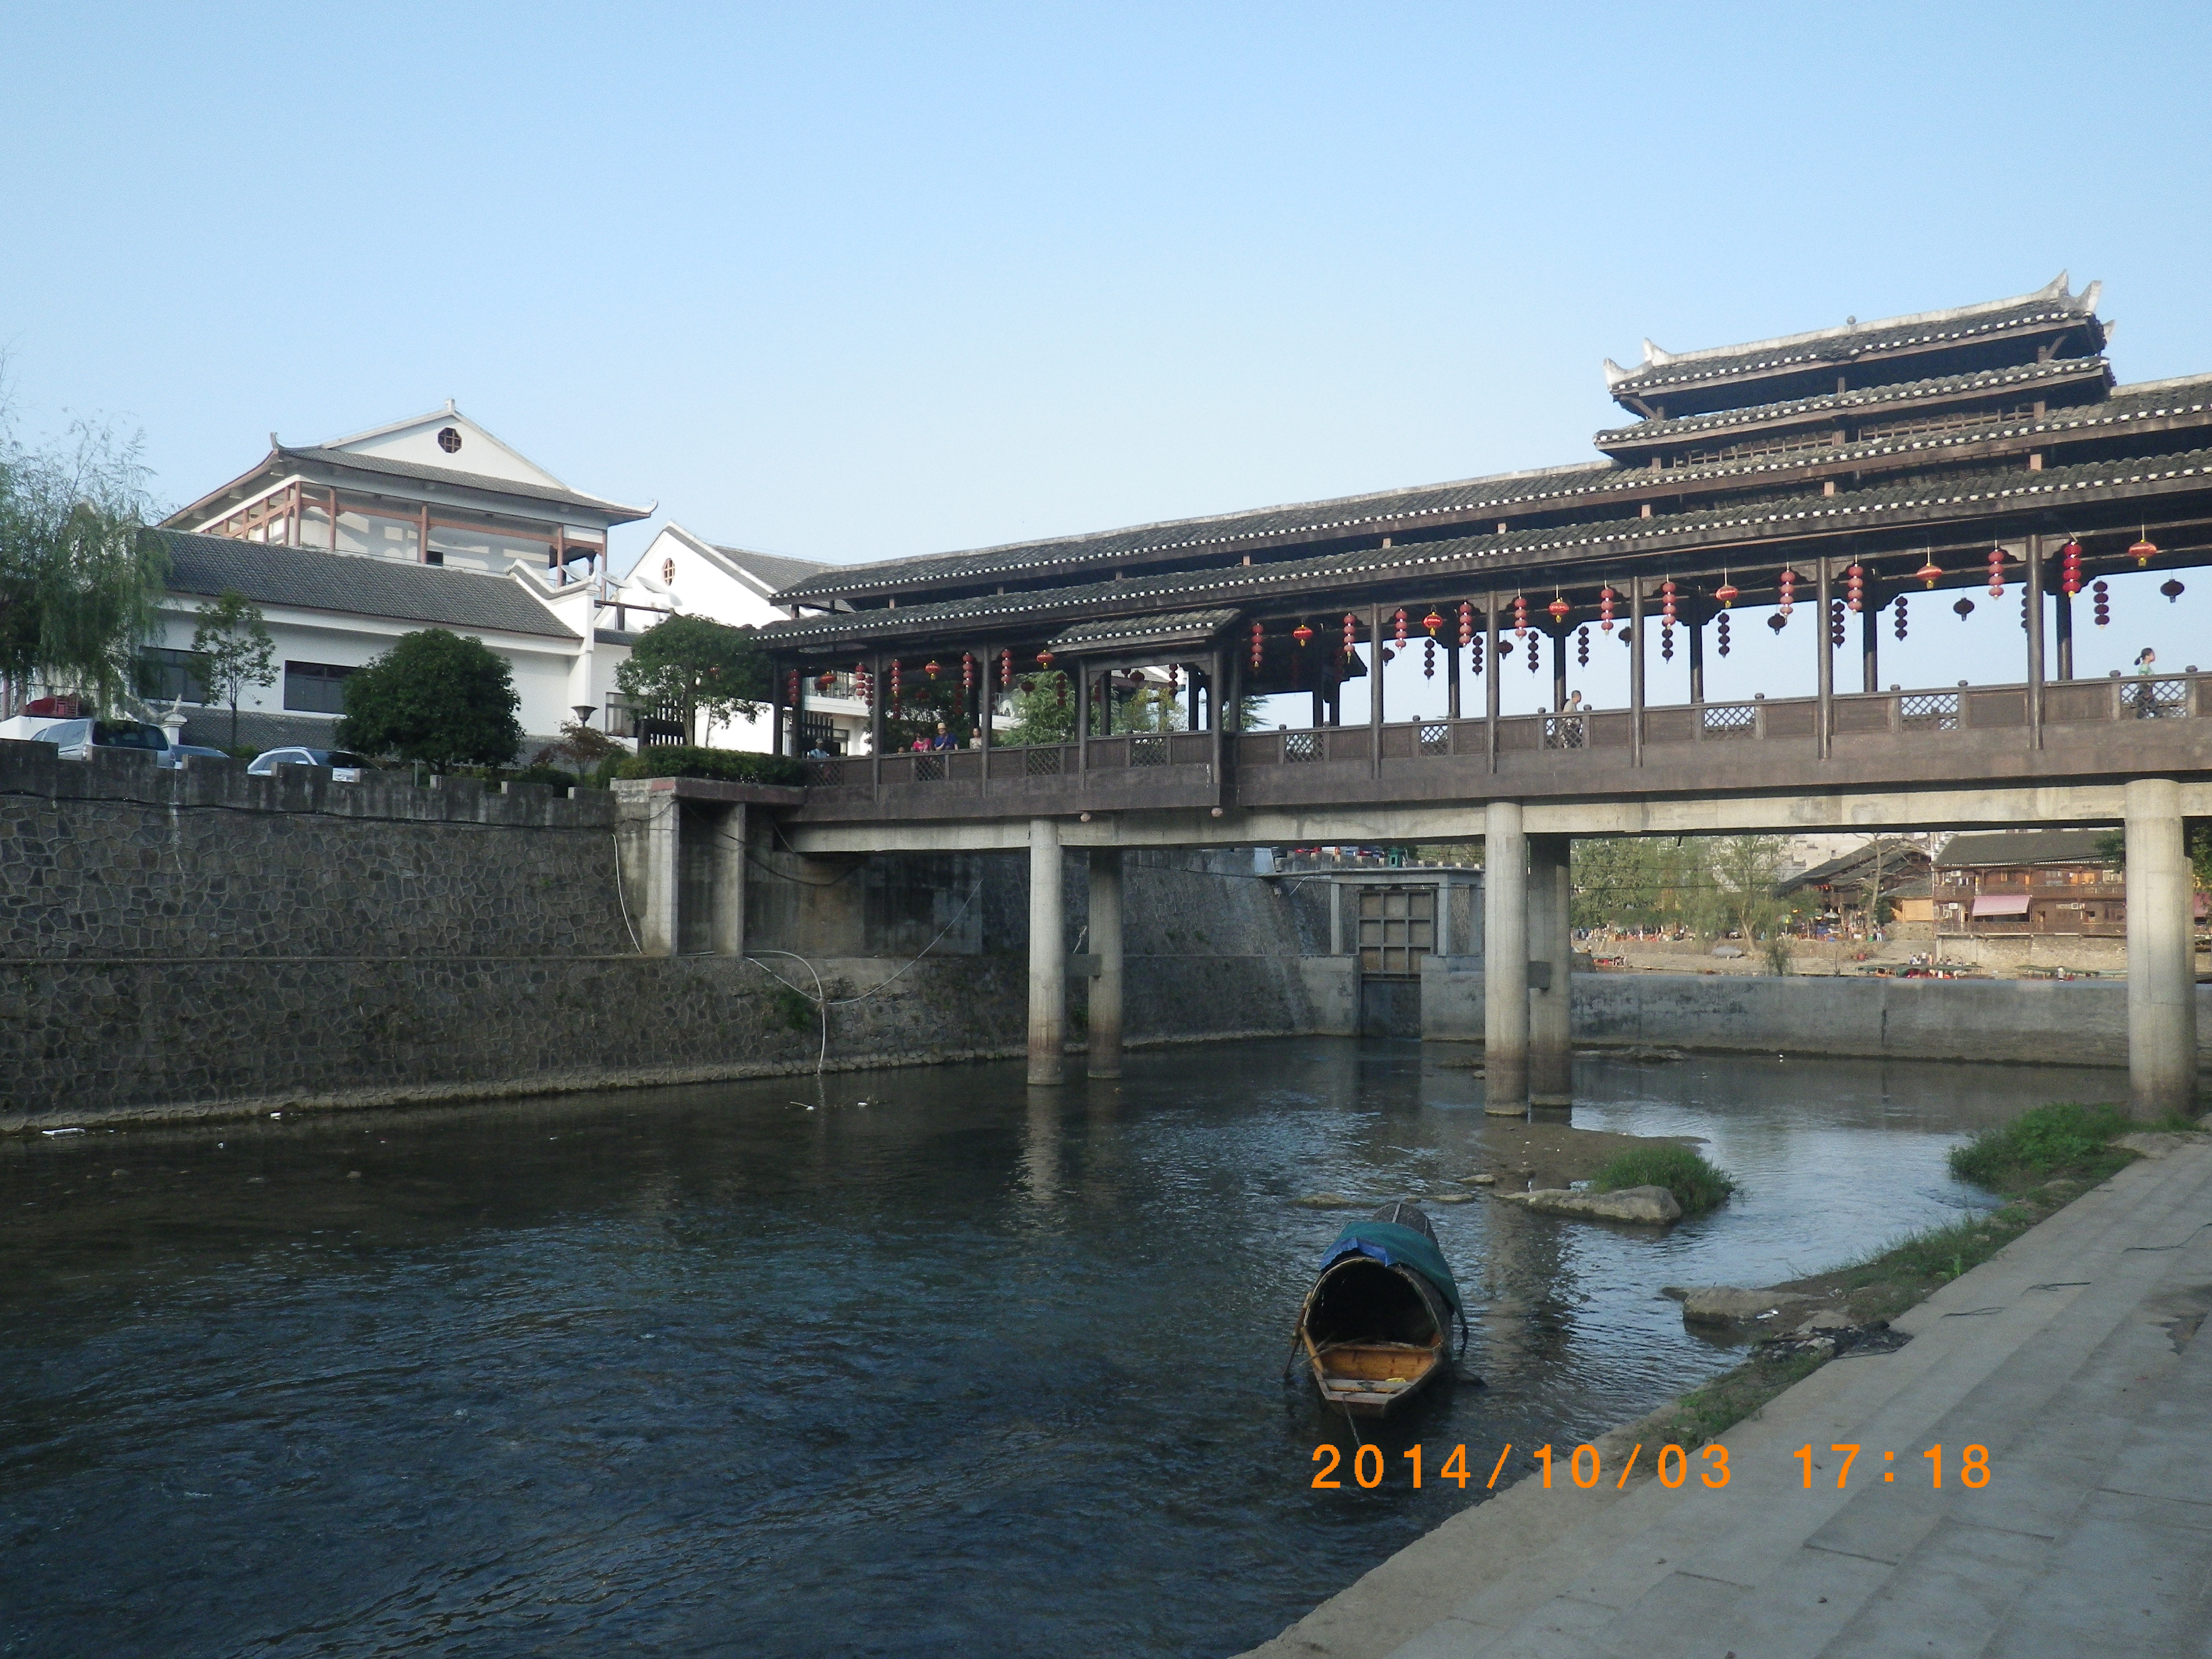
(799, 674), (2207, 803)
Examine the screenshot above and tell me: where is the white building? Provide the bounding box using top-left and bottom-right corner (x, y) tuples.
(149, 405), (653, 753)
(620, 523), (870, 755)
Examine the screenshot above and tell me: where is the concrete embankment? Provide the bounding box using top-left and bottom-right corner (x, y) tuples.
(1244, 1132), (2212, 1659)
(1423, 963), (2212, 1068)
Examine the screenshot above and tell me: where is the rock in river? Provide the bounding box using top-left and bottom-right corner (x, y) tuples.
(1661, 1284), (1817, 1325)
(1497, 1184), (1682, 1225)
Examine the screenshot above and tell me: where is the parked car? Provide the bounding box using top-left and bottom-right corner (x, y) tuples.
(16, 717), (171, 762)
(247, 746), (371, 783)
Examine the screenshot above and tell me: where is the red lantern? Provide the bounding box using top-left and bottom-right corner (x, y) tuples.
(2160, 577), (2186, 604)
(787, 670), (800, 704)
(855, 662), (871, 707)
(1513, 594), (1528, 637)
(2060, 540), (2084, 596)
(1249, 623), (1263, 669)
(1716, 613), (1732, 656)
(815, 671), (836, 693)
(1343, 613), (1358, 658)
(1846, 563), (1864, 612)
(1576, 625), (1590, 667)
(1777, 568), (1795, 616)
(1422, 608), (1443, 637)
(1167, 663), (1180, 694)
(1599, 586), (1616, 632)
(1660, 579), (1677, 625)
(1829, 598), (1846, 647)
(1954, 597), (1976, 622)
(1546, 594), (1570, 626)
(2092, 579), (2110, 628)
(1471, 635), (1484, 676)
(1292, 620), (1314, 647)
(1915, 555), (1942, 590)
(1525, 632), (1539, 673)
(1000, 648), (1012, 688)
(2131, 530), (2159, 566)
(962, 653), (974, 693)
(1987, 547), (2007, 598)
(924, 658), (941, 680)
(1714, 576), (1739, 609)
(890, 660), (902, 706)
(1894, 594), (1910, 640)
(1661, 622), (1676, 661)
(1458, 599), (1474, 647)
(1036, 648), (1054, 669)
(1423, 639), (1436, 679)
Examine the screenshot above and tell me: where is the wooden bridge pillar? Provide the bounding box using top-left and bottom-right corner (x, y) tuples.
(1528, 833), (1573, 1106)
(2125, 779), (2199, 1120)
(1484, 800), (1529, 1114)
(1087, 848), (1124, 1079)
(1028, 817), (1067, 1085)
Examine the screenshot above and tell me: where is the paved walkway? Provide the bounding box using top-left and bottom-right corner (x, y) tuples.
(1245, 1133), (2212, 1659)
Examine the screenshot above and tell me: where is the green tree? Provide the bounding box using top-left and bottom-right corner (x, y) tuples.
(614, 613), (768, 744)
(190, 590), (275, 750)
(0, 411), (166, 714)
(1705, 833), (1789, 941)
(336, 628), (522, 765)
(1000, 671), (1073, 746)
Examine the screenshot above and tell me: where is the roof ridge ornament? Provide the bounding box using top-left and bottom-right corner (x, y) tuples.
(1641, 338), (1675, 366)
(2039, 270), (2070, 301)
(2077, 279), (2103, 315)
(1602, 358), (1633, 388)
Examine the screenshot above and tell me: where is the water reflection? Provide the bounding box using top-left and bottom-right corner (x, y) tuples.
(0, 1040), (2111, 1658)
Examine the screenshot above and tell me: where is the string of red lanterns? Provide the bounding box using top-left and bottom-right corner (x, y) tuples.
(1599, 586), (1616, 632)
(1512, 594), (1528, 638)
(1458, 600), (1474, 648)
(2060, 540), (2084, 595)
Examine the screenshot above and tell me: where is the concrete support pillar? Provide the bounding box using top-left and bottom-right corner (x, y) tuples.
(638, 783), (678, 956)
(1527, 833), (1573, 1106)
(1028, 818), (1067, 1085)
(2125, 779), (2199, 1120)
(1087, 849), (1124, 1079)
(1484, 800), (1528, 1115)
(712, 803), (747, 956)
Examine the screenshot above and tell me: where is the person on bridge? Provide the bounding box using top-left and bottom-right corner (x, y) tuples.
(930, 721), (957, 750)
(2132, 648), (2162, 718)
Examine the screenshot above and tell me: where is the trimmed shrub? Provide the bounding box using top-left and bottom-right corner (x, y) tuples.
(612, 746), (807, 786)
(1592, 1144), (1737, 1217)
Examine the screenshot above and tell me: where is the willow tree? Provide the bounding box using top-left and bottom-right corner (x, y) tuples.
(0, 412), (166, 714)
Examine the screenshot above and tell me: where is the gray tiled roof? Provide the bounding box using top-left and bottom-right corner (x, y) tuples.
(154, 530), (579, 640)
(274, 446), (650, 519)
(1936, 828), (2116, 869)
(1596, 357), (2110, 450)
(759, 440), (2212, 650)
(1044, 610), (1241, 653)
(1612, 296), (2102, 397)
(770, 377), (2212, 611)
(716, 544), (831, 594)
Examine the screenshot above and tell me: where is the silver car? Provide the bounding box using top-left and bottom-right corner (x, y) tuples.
(247, 746), (371, 783)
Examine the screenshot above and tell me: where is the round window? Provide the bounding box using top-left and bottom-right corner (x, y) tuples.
(662, 557), (676, 583)
(437, 427), (463, 454)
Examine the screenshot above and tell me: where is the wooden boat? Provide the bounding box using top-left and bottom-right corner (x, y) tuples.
(1296, 1199), (1461, 1417)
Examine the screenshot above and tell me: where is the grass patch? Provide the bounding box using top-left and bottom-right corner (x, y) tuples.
(1592, 1144), (1737, 1216)
(1947, 1101), (2138, 1191)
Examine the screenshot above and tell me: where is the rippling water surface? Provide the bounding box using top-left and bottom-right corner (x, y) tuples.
(0, 1040), (2122, 1657)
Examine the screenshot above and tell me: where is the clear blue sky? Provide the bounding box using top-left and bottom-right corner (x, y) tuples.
(6, 3), (2210, 713)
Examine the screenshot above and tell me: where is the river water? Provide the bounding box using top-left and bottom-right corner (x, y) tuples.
(0, 1040), (2122, 1657)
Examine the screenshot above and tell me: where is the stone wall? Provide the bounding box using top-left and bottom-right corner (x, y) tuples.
(1421, 964), (2212, 1068)
(0, 739), (629, 958)
(0, 746), (1339, 1127)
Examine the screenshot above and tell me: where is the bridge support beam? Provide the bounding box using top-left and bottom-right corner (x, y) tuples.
(1087, 848), (1124, 1079)
(1028, 817), (1067, 1085)
(2125, 779), (2199, 1120)
(1484, 800), (1528, 1114)
(1528, 833), (1573, 1106)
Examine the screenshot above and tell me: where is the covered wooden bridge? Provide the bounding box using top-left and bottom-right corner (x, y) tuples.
(751, 275), (2210, 1117)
